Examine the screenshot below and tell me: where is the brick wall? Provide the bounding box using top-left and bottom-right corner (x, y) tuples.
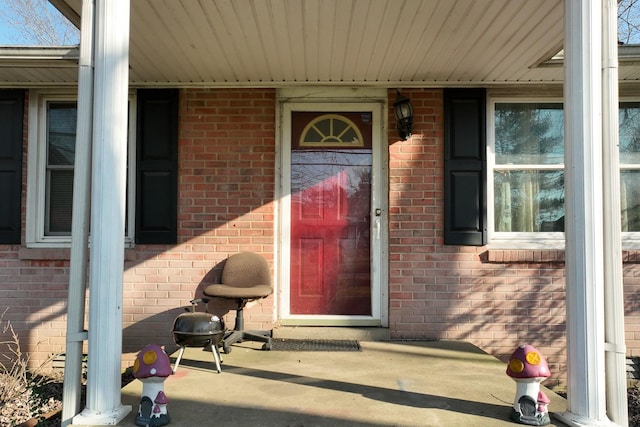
(3, 86), (640, 386)
(0, 88), (277, 369)
(387, 88), (567, 383)
(0, 88), (71, 370)
(121, 88), (277, 362)
(0, 248), (70, 366)
(387, 88), (640, 386)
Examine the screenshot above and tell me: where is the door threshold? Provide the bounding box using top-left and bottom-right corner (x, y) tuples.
(273, 326), (390, 341)
(278, 317), (381, 327)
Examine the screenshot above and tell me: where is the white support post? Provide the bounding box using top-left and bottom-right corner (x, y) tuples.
(72, 0), (131, 424)
(557, 0), (612, 426)
(61, 0), (94, 425)
(602, 0), (629, 425)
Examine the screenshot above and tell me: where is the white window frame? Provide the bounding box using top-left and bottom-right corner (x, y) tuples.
(488, 96), (640, 249)
(619, 98), (640, 249)
(26, 89), (137, 248)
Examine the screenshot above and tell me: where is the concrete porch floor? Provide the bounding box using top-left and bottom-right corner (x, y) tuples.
(113, 333), (569, 427)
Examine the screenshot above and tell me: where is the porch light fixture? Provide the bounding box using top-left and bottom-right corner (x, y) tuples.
(393, 90), (413, 140)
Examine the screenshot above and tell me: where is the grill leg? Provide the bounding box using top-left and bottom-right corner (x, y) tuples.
(212, 345), (222, 373)
(173, 346), (185, 373)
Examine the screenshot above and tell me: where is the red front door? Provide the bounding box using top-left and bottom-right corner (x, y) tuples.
(289, 111), (372, 315)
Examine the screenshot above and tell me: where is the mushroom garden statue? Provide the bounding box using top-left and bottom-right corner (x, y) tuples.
(133, 343), (173, 426)
(506, 344), (551, 426)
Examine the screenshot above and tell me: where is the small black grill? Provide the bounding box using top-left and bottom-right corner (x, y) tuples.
(171, 299), (225, 373)
(172, 312), (225, 347)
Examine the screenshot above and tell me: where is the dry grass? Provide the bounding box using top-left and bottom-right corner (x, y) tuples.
(0, 309), (60, 426)
(629, 384), (640, 427)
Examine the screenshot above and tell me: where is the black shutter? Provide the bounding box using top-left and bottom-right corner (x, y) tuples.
(443, 88), (487, 246)
(136, 89), (178, 244)
(0, 90), (24, 244)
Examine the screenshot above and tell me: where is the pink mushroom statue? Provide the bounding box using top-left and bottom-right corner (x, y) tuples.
(133, 344), (173, 426)
(506, 344), (551, 426)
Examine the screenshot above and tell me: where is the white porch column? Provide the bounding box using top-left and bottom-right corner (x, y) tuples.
(602, 0), (629, 425)
(72, 0), (131, 424)
(557, 0), (612, 426)
(61, 0), (94, 425)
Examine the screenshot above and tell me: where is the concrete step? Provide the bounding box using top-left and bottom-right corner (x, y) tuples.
(272, 326), (390, 341)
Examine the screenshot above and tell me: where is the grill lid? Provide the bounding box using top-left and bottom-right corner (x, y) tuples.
(173, 312), (224, 334)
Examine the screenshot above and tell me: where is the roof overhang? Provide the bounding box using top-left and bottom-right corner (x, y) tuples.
(0, 46), (79, 67)
(0, 0), (639, 87)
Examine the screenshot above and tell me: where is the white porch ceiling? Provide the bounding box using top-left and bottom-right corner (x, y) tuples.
(122, 0), (567, 85)
(2, 0), (638, 86)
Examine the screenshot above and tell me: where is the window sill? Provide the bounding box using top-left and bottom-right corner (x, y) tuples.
(482, 247), (640, 264)
(489, 236), (640, 251)
(19, 247), (71, 260)
(623, 250), (640, 263)
(19, 247), (136, 261)
(481, 249), (565, 263)
(487, 236), (565, 250)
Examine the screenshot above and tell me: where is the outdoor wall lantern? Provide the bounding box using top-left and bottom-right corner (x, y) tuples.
(393, 90), (413, 140)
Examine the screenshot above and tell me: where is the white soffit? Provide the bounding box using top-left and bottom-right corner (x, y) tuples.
(1, 0), (638, 86)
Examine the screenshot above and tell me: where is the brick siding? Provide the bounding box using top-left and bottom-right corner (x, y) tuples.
(122, 88), (277, 361)
(387, 88), (638, 386)
(2, 87), (640, 387)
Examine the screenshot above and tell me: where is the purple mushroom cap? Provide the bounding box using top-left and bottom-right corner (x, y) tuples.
(506, 344), (550, 379)
(538, 391), (551, 404)
(133, 343), (173, 379)
(155, 390), (169, 404)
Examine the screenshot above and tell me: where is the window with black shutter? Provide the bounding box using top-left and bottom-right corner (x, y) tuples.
(443, 88), (487, 246)
(135, 89), (179, 244)
(0, 90), (24, 244)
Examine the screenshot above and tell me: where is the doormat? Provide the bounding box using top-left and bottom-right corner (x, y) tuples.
(270, 338), (361, 352)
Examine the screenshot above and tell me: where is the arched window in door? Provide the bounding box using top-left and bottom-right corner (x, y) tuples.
(299, 114), (365, 148)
